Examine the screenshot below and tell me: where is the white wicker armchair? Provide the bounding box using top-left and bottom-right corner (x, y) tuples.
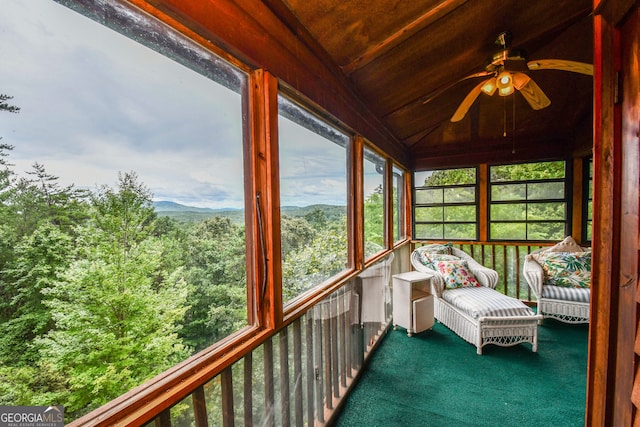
(411, 244), (541, 354)
(523, 245), (591, 324)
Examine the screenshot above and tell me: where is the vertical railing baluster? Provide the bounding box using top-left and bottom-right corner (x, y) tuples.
(515, 245), (522, 300)
(501, 244), (507, 295)
(279, 330), (290, 427)
(353, 280), (362, 371)
(527, 245), (534, 302)
(344, 286), (352, 379)
(330, 295), (340, 400)
(339, 290), (347, 389)
(155, 409), (171, 427)
(243, 353), (253, 427)
(314, 310), (325, 423)
(293, 319), (303, 427)
(264, 337), (275, 427)
(192, 386), (208, 427)
(484, 244), (488, 271)
(221, 367), (235, 427)
(323, 300), (333, 409)
(305, 311), (315, 426)
(491, 243), (496, 274)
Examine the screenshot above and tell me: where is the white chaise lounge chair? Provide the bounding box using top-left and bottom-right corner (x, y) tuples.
(411, 244), (542, 354)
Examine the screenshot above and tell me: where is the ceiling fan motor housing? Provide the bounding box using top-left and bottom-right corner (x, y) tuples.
(486, 48), (528, 72)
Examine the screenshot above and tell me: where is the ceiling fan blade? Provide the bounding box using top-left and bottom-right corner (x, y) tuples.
(512, 72), (531, 90)
(518, 78), (551, 110)
(451, 78), (493, 122)
(423, 71), (493, 105)
(527, 59), (593, 76)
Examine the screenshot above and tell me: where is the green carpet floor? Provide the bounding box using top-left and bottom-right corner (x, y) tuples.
(335, 320), (588, 427)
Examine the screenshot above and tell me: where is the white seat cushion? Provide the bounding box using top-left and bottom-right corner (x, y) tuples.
(442, 286), (535, 319)
(542, 285), (590, 303)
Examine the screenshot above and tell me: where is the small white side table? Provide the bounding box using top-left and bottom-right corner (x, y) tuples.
(392, 271), (434, 336)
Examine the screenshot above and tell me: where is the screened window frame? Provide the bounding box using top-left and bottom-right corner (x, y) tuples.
(5, 0), (268, 424)
(412, 167), (479, 241)
(363, 143), (388, 259)
(488, 161), (570, 242)
(276, 87), (359, 316)
(392, 163), (407, 245)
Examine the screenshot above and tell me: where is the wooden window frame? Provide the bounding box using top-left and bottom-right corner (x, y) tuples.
(488, 160), (570, 242)
(413, 167), (479, 241)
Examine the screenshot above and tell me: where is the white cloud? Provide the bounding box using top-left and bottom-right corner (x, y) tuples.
(0, 0), (246, 209)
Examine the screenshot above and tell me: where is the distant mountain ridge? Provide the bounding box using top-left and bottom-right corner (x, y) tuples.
(153, 201), (237, 213)
(153, 201), (345, 224)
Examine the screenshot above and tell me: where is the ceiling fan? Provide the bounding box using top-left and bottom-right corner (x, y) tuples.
(445, 31), (593, 122)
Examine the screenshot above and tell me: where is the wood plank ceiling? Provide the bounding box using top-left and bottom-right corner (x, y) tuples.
(265, 0), (594, 168)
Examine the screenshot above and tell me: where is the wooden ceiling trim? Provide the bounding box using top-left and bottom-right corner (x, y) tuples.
(341, 0), (469, 75)
(412, 136), (570, 169)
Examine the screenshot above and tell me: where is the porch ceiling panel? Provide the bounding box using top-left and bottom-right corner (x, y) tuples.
(272, 0), (594, 167)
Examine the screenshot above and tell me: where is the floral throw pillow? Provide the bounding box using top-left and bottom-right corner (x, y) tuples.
(416, 252), (459, 270)
(530, 251), (591, 288)
(435, 259), (481, 289)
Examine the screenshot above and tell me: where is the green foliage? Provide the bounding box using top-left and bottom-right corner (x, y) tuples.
(181, 217), (247, 352)
(281, 217), (348, 302)
(33, 173), (190, 417)
(364, 184), (384, 257)
(0, 162), (196, 420)
(0, 223), (74, 365)
(10, 163), (89, 238)
(423, 168), (475, 186)
(281, 215), (317, 256)
(490, 161), (565, 181)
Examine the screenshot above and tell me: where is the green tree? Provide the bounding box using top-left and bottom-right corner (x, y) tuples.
(303, 208), (328, 229)
(36, 172), (189, 417)
(182, 216), (247, 352)
(10, 163), (88, 238)
(423, 167), (475, 186)
(364, 184), (384, 257)
(282, 216), (348, 301)
(0, 223), (74, 365)
(0, 161), (86, 362)
(281, 215), (316, 257)
(0, 144), (17, 280)
(0, 94), (19, 274)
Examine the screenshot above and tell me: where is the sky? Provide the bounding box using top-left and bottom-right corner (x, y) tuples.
(0, 0), (376, 209)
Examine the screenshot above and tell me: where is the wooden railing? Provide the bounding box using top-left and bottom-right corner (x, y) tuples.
(135, 258), (395, 427)
(412, 240), (553, 303)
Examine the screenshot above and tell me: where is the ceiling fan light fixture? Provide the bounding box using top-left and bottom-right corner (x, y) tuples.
(496, 71), (514, 96)
(499, 85), (514, 96)
(481, 78), (497, 95)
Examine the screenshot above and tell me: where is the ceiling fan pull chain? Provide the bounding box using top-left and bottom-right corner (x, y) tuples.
(503, 96), (507, 137)
(512, 94), (516, 154)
